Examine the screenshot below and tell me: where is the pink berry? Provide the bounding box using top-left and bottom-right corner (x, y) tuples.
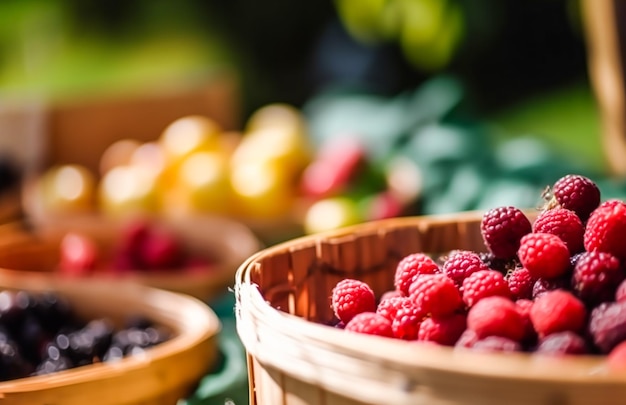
(533, 208), (584, 254)
(332, 279), (376, 323)
(530, 290), (586, 338)
(394, 253), (440, 296)
(462, 270), (510, 307)
(467, 296), (525, 342)
(518, 233), (570, 279)
(59, 232), (99, 277)
(507, 267), (536, 300)
(480, 206), (532, 259)
(344, 312), (393, 337)
(408, 274), (462, 317)
(418, 314), (467, 346)
(442, 250), (490, 287)
(584, 201), (626, 260)
(376, 296), (412, 321)
(391, 301), (426, 340)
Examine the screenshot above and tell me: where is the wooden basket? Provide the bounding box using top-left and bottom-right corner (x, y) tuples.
(0, 271), (220, 405)
(235, 210), (626, 405)
(0, 213), (260, 301)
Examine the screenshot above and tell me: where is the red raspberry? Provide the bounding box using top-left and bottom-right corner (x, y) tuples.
(516, 298), (538, 345)
(442, 250), (490, 287)
(599, 199), (625, 211)
(480, 206), (532, 259)
(418, 314), (467, 346)
(344, 312), (393, 338)
(535, 331), (588, 355)
(379, 289), (403, 302)
(462, 269), (510, 307)
(530, 290), (586, 338)
(518, 233), (570, 279)
(572, 251), (624, 306)
(584, 201), (626, 260)
(616, 279), (626, 302)
(471, 336), (522, 353)
(408, 274), (462, 317)
(394, 253), (440, 296)
(532, 208), (584, 254)
(507, 267), (536, 300)
(608, 341), (626, 371)
(552, 174), (600, 221)
(331, 279), (376, 323)
(455, 329), (479, 348)
(376, 295), (412, 321)
(391, 301), (426, 340)
(589, 301), (626, 353)
(466, 296), (525, 341)
(532, 276), (570, 299)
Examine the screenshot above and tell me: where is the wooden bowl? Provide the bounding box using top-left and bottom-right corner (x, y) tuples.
(0, 271), (220, 405)
(0, 213), (261, 301)
(235, 210), (626, 405)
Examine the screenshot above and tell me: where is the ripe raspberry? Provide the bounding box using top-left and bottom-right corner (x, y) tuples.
(462, 270), (510, 307)
(516, 298), (538, 345)
(589, 301), (626, 353)
(572, 251), (624, 306)
(376, 295), (412, 321)
(379, 289), (403, 303)
(467, 296), (525, 342)
(518, 233), (570, 279)
(551, 174), (600, 221)
(394, 253), (440, 296)
(532, 208), (584, 254)
(616, 279), (626, 302)
(535, 332), (588, 355)
(408, 274), (462, 317)
(507, 267), (536, 300)
(480, 206), (532, 259)
(530, 290), (586, 338)
(391, 301), (426, 340)
(584, 201), (626, 260)
(442, 250), (490, 287)
(532, 276), (570, 299)
(331, 279), (376, 323)
(455, 329), (479, 348)
(344, 312), (393, 338)
(471, 336), (522, 353)
(599, 199), (625, 211)
(418, 314), (467, 346)
(607, 341), (626, 371)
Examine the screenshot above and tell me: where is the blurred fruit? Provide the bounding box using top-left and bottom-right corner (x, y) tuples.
(303, 197), (363, 234)
(98, 165), (159, 217)
(385, 155), (423, 205)
(99, 139), (141, 176)
(160, 115), (222, 162)
(169, 151), (232, 215)
(245, 103), (307, 135)
(138, 226), (184, 270)
(59, 232), (99, 277)
(359, 191), (404, 221)
(129, 141), (167, 178)
(39, 165), (96, 214)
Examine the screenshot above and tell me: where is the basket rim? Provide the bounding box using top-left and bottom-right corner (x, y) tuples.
(235, 211), (626, 388)
(0, 273), (220, 394)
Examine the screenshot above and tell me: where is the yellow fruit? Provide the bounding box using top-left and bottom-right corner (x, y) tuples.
(170, 151), (232, 215)
(160, 115), (222, 163)
(129, 141), (167, 177)
(230, 160), (295, 219)
(99, 165), (159, 216)
(39, 164), (96, 214)
(99, 139), (141, 176)
(303, 197), (363, 235)
(245, 103), (306, 134)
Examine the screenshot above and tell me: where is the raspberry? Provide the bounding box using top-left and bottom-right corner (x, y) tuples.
(376, 296), (412, 321)
(572, 251), (624, 306)
(535, 332), (588, 355)
(471, 336), (522, 353)
(418, 314), (467, 346)
(616, 279), (626, 302)
(516, 298), (538, 345)
(466, 296), (525, 342)
(480, 206), (532, 259)
(478, 252), (515, 274)
(552, 174), (600, 221)
(408, 274), (462, 317)
(532, 208), (584, 254)
(331, 279), (376, 323)
(532, 276), (570, 299)
(394, 253), (440, 296)
(344, 312), (393, 338)
(588, 301), (626, 353)
(507, 267), (536, 300)
(530, 290), (586, 338)
(607, 341), (626, 371)
(462, 270), (510, 307)
(378, 289), (403, 303)
(455, 329), (479, 348)
(391, 301), (426, 340)
(584, 201), (626, 260)
(442, 250), (490, 287)
(518, 233), (570, 279)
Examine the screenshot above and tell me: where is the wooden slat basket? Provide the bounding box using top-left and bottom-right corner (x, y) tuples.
(235, 211), (626, 405)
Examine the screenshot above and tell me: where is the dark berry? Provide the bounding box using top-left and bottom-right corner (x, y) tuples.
(481, 206), (532, 259)
(533, 208), (584, 254)
(572, 251), (624, 306)
(534, 331), (588, 355)
(552, 174), (600, 221)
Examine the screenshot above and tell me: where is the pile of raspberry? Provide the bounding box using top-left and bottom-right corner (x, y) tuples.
(330, 174), (626, 369)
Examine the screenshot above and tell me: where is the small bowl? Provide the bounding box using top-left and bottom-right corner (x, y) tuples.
(0, 271), (220, 405)
(0, 213), (261, 301)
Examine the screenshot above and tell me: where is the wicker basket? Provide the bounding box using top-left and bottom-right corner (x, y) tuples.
(235, 210), (626, 405)
(0, 271), (220, 405)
